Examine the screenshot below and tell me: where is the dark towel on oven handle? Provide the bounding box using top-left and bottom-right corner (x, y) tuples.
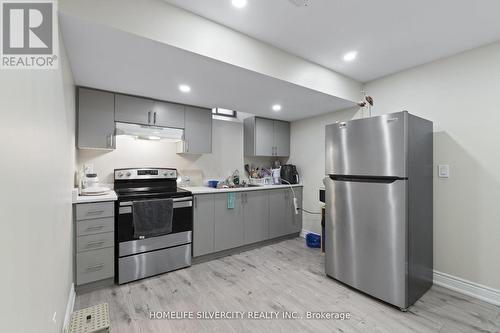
(132, 198), (173, 239)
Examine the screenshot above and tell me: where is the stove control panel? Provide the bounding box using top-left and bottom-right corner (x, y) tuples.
(114, 168), (178, 180)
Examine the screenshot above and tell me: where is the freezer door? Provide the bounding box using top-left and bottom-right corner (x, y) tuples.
(325, 111), (407, 177)
(324, 176), (407, 308)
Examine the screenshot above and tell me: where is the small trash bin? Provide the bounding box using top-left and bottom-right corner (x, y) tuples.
(306, 233), (321, 248)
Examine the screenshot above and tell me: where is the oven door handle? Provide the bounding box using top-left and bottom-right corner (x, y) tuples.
(119, 196), (193, 206)
(119, 197), (193, 214)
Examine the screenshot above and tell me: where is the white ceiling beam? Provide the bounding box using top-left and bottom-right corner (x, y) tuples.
(59, 0), (362, 103)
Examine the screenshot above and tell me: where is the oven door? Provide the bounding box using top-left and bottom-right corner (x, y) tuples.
(116, 196), (193, 256)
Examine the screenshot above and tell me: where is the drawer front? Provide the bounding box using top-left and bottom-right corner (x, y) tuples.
(76, 247), (114, 285)
(76, 202), (114, 220)
(76, 232), (114, 253)
(76, 217), (114, 236)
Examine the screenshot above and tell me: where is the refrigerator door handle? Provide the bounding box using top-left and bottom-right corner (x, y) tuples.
(329, 175), (407, 183)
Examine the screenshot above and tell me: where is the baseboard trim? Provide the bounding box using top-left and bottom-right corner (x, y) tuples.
(300, 229), (317, 238)
(293, 231), (500, 306)
(434, 270), (500, 306)
(62, 283), (75, 333)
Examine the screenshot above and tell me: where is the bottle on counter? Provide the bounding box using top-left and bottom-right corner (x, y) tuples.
(232, 169), (240, 186)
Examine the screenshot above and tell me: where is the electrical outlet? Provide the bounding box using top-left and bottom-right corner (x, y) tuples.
(438, 165), (450, 178)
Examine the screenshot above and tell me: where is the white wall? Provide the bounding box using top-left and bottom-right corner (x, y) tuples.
(364, 41), (500, 290)
(77, 119), (279, 185)
(0, 40), (76, 331)
(290, 41), (500, 291)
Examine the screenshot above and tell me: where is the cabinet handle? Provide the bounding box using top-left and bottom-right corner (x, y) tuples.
(86, 264), (104, 272)
(86, 225), (104, 232)
(148, 111), (151, 124)
(154, 112), (157, 124)
(86, 241), (105, 249)
(86, 210), (104, 216)
(110, 134), (114, 148)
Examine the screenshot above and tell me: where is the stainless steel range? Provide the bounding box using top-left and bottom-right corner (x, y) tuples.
(114, 168), (193, 284)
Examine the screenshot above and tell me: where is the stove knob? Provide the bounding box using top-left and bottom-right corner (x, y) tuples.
(117, 172), (123, 177)
(126, 172), (131, 177)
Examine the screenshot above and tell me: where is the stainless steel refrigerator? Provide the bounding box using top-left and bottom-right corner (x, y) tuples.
(324, 111), (433, 310)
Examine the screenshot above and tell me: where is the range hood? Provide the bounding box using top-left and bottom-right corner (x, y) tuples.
(115, 122), (184, 142)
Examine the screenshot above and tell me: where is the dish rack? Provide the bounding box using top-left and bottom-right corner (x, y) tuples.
(248, 177), (272, 185)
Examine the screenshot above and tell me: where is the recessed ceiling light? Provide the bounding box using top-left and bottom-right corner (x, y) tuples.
(343, 51), (357, 62)
(179, 84), (191, 93)
(272, 104), (282, 112)
(232, 0), (247, 9)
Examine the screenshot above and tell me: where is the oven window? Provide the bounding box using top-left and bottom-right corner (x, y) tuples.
(117, 203), (193, 243)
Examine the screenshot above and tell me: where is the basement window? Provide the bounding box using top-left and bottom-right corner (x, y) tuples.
(212, 108), (237, 119)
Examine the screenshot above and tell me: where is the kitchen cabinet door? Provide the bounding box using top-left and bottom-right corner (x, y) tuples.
(193, 194), (215, 257)
(243, 191), (269, 245)
(77, 88), (116, 150)
(214, 193), (244, 252)
(269, 190), (287, 238)
(274, 120), (290, 157)
(285, 187), (303, 234)
(181, 106), (212, 154)
(255, 118), (274, 156)
(115, 93), (154, 125)
(153, 101), (185, 128)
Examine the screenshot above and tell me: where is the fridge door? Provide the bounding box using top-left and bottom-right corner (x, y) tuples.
(324, 176), (407, 308)
(325, 111), (408, 178)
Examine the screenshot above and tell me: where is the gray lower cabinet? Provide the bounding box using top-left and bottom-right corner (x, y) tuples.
(214, 193), (244, 252)
(269, 190), (287, 238)
(193, 194), (215, 257)
(77, 88), (116, 150)
(114, 93), (154, 126)
(243, 191), (269, 244)
(179, 106), (212, 154)
(285, 188), (302, 234)
(269, 187), (303, 238)
(193, 187), (302, 257)
(74, 202), (115, 286)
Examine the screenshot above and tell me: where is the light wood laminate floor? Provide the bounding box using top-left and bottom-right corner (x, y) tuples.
(75, 238), (500, 332)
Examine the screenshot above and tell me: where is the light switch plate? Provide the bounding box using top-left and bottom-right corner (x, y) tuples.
(438, 164), (450, 178)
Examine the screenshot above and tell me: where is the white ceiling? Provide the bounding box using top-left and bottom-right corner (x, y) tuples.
(60, 14), (354, 121)
(164, 0), (500, 82)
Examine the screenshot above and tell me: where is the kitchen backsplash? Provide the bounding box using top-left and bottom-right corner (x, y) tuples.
(76, 119), (287, 186)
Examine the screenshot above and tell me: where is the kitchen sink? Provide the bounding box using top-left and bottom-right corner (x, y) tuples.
(215, 184), (262, 189)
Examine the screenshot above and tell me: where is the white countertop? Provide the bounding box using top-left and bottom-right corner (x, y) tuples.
(181, 184), (303, 195)
(73, 190), (118, 204)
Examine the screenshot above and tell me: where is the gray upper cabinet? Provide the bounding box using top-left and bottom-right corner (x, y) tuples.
(179, 106), (212, 154)
(77, 87), (116, 150)
(193, 194), (215, 257)
(243, 191), (269, 245)
(274, 120), (290, 157)
(244, 116), (290, 157)
(152, 101), (185, 128)
(115, 94), (154, 126)
(255, 118), (274, 156)
(214, 193), (243, 252)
